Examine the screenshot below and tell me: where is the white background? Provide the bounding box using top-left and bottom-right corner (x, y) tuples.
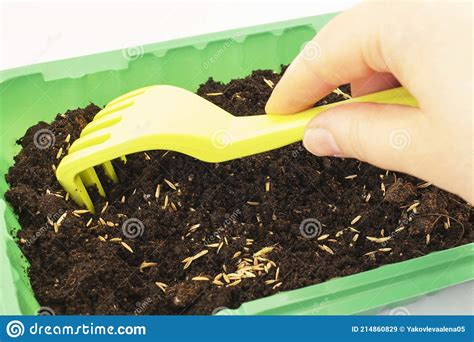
(0, 0), (472, 315)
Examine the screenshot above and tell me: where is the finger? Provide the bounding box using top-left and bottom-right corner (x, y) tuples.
(303, 102), (427, 177)
(351, 72), (400, 97)
(266, 3), (408, 114)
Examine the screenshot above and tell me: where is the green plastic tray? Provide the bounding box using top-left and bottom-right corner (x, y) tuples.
(0, 13), (472, 315)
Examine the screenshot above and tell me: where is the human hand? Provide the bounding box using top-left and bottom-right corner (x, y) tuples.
(266, 1), (473, 203)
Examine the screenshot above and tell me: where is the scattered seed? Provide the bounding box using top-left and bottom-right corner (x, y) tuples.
(170, 202), (178, 212)
(212, 280), (224, 286)
(86, 217), (93, 227)
(155, 184), (161, 199)
(206, 243), (220, 248)
(65, 192), (70, 201)
(139, 261), (158, 272)
(143, 152), (151, 160)
(100, 202), (109, 215)
(189, 223), (201, 233)
(364, 251), (377, 256)
(395, 226), (405, 233)
(192, 276), (209, 281)
(64, 134), (71, 143)
(319, 244), (334, 255)
(272, 282), (283, 290)
(121, 242), (133, 253)
(263, 78), (274, 88)
(98, 235), (106, 242)
(206, 92), (223, 96)
(366, 236), (391, 243)
(106, 221), (115, 227)
(162, 195), (169, 209)
(265, 180), (271, 192)
(265, 279), (277, 285)
(99, 217), (106, 226)
(155, 282), (168, 293)
(121, 195), (126, 204)
(333, 87), (351, 99)
(317, 234), (329, 241)
(275, 267), (280, 281)
(407, 202), (420, 212)
(349, 227), (360, 233)
(335, 230), (344, 237)
(365, 193), (371, 202)
(426, 234), (431, 245)
(232, 251), (242, 259)
(417, 182), (432, 189)
(352, 234), (359, 242)
(378, 248), (392, 253)
(351, 215), (362, 225)
(247, 201), (259, 206)
(110, 237), (122, 242)
(217, 241), (224, 254)
(56, 147), (63, 159)
(164, 179), (177, 190)
(345, 174), (357, 179)
(226, 279), (241, 287)
(56, 212), (67, 227)
(381, 183), (386, 195)
(254, 246), (274, 257)
(73, 209), (90, 215)
(222, 273), (230, 284)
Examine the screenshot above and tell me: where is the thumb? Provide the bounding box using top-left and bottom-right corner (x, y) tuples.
(303, 103), (427, 175)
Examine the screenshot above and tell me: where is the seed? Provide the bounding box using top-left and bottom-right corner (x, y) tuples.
(335, 230), (344, 237)
(350, 215), (362, 225)
(139, 261), (157, 272)
(155, 282), (168, 293)
(214, 273), (223, 281)
(352, 234), (359, 242)
(275, 267), (280, 280)
(121, 242), (133, 253)
(226, 279), (241, 287)
(106, 221), (115, 227)
(263, 78), (274, 88)
(366, 236), (391, 243)
(378, 248), (392, 252)
(192, 276), (209, 281)
(170, 202), (178, 212)
(99, 217), (106, 226)
(265, 279), (277, 285)
(110, 238), (122, 242)
(205, 92), (223, 96)
(47, 216), (54, 226)
(417, 182), (432, 189)
(64, 134), (71, 143)
(143, 152), (151, 160)
(206, 243), (220, 248)
(98, 235), (106, 242)
(444, 217), (451, 230)
(364, 251), (377, 256)
(100, 202), (109, 215)
(319, 244), (334, 255)
(381, 183), (386, 195)
(189, 223), (201, 232)
(426, 234), (430, 245)
(65, 192), (70, 201)
(73, 209), (90, 215)
(246, 201), (259, 206)
(224, 237), (229, 245)
(265, 180), (271, 192)
(86, 218), (93, 227)
(254, 246), (274, 257)
(155, 184), (161, 199)
(232, 251), (242, 259)
(365, 193), (371, 202)
(162, 195), (169, 209)
(222, 273), (230, 284)
(217, 242), (224, 254)
(57, 212), (67, 226)
(344, 174), (357, 179)
(121, 195), (126, 204)
(407, 202), (420, 212)
(212, 280), (224, 286)
(272, 282), (283, 290)
(333, 87), (351, 99)
(56, 147), (63, 159)
(317, 234), (329, 241)
(395, 226), (405, 233)
(164, 179), (177, 190)
(182, 250), (208, 268)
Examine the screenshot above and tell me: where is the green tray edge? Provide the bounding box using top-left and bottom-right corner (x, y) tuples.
(0, 11), (472, 316)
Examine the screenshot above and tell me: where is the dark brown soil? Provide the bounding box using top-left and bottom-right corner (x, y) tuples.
(5, 67), (473, 315)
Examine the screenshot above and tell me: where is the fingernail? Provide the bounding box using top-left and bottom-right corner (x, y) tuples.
(303, 128), (343, 157)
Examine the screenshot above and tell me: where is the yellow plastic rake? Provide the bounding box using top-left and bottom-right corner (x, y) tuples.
(56, 85), (417, 212)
